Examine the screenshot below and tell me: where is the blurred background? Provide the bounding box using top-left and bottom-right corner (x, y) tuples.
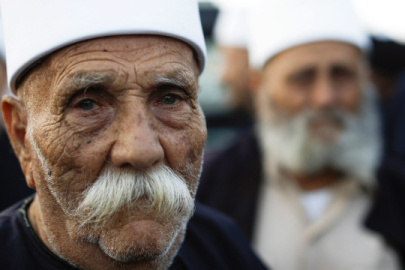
(198, 0), (405, 155)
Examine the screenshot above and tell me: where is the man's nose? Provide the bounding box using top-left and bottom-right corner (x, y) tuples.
(311, 78), (336, 110)
(110, 105), (164, 170)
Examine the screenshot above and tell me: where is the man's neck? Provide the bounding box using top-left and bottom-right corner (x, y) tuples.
(286, 168), (343, 191)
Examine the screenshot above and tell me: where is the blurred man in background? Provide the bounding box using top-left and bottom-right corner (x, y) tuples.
(197, 0), (402, 269)
(369, 36), (405, 159)
(214, 8), (253, 117)
(365, 36), (405, 267)
(201, 7), (254, 151)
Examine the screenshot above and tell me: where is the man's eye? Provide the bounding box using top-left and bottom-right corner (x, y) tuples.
(334, 70), (354, 81)
(294, 75), (313, 86)
(78, 99), (97, 110)
(162, 94), (179, 105)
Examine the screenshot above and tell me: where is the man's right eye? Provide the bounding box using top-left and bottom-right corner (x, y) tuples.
(78, 99), (97, 111)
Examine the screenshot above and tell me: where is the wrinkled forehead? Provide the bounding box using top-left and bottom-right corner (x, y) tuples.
(18, 35), (199, 91)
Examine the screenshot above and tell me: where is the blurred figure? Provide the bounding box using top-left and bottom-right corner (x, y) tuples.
(365, 36), (405, 265)
(369, 36), (405, 158)
(0, 13), (33, 211)
(197, 0), (402, 269)
(201, 7), (254, 151)
(214, 8), (253, 116)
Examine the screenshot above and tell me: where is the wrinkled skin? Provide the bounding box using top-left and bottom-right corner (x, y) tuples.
(2, 36), (206, 270)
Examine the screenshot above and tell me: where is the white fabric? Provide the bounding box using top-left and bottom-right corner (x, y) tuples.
(248, 0), (370, 69)
(0, 0), (206, 91)
(214, 8), (248, 49)
(300, 188), (333, 222)
(0, 8), (5, 62)
(253, 177), (400, 270)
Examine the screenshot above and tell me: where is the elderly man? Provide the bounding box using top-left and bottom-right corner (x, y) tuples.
(214, 8), (253, 116)
(0, 1), (267, 270)
(197, 0), (402, 269)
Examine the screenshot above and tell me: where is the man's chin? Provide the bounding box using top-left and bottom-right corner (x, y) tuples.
(97, 218), (184, 263)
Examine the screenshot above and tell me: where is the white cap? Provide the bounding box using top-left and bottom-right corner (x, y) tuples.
(214, 8), (248, 49)
(248, 0), (369, 69)
(0, 0), (206, 91)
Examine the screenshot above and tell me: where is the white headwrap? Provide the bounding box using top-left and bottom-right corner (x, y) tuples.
(248, 0), (369, 69)
(214, 8), (248, 49)
(0, 0), (206, 91)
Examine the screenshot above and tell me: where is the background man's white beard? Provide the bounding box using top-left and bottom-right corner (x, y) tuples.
(258, 87), (382, 185)
(73, 163), (195, 229)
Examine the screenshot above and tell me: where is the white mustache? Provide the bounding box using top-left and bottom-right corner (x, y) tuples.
(73, 163), (195, 228)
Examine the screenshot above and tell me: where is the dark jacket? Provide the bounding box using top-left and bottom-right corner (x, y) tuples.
(0, 130), (34, 211)
(0, 196), (268, 270)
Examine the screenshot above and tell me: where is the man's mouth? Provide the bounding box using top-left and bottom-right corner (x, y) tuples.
(309, 115), (343, 143)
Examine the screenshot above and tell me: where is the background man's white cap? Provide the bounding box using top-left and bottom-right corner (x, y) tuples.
(248, 0), (369, 69)
(214, 8), (248, 49)
(0, 0), (207, 92)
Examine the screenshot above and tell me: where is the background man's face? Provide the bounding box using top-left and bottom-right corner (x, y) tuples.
(256, 41), (365, 143)
(255, 41), (380, 179)
(19, 36), (206, 264)
(220, 47), (252, 111)
(0, 60), (7, 130)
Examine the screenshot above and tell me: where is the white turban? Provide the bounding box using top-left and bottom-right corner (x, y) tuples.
(248, 0), (369, 69)
(0, 0), (206, 91)
(214, 8), (248, 49)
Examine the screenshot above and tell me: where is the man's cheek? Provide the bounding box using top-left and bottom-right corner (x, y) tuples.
(35, 133), (100, 191)
(50, 168), (95, 195)
(338, 86), (362, 113)
(164, 124), (202, 163)
(189, 115), (207, 152)
(65, 106), (115, 133)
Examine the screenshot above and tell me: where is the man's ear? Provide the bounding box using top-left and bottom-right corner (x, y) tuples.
(1, 95), (35, 188)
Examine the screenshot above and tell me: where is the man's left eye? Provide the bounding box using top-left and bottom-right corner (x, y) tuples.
(78, 99), (97, 110)
(162, 94), (179, 105)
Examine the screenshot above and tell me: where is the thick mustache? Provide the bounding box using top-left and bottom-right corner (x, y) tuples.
(73, 164), (195, 228)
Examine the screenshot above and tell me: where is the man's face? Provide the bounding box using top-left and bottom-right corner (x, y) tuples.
(19, 36), (206, 264)
(220, 47), (252, 112)
(0, 60), (7, 130)
(257, 41), (365, 143)
(255, 41), (381, 179)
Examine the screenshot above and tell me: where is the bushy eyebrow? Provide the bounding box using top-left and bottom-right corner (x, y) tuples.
(331, 64), (356, 74)
(287, 66), (316, 82)
(62, 72), (116, 92)
(59, 69), (197, 98)
(149, 70), (197, 90)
